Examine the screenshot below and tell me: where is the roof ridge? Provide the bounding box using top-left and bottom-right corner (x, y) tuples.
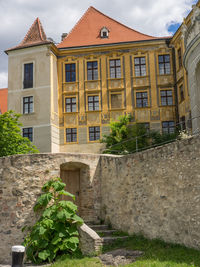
(19, 17), (40, 45)
(37, 18), (43, 41)
(5, 17), (51, 53)
(89, 6), (157, 39)
(61, 5), (158, 45)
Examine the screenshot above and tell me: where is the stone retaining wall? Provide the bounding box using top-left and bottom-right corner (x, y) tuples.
(100, 135), (200, 250)
(1, 136), (200, 263)
(0, 153), (101, 263)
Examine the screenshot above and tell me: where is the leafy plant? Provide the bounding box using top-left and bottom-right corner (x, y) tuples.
(22, 177), (83, 264)
(101, 115), (150, 154)
(101, 115), (179, 155)
(0, 110), (38, 157)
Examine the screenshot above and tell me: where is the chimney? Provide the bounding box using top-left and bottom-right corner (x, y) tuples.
(61, 33), (68, 41)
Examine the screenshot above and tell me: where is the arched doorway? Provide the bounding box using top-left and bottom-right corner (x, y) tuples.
(60, 161), (95, 223)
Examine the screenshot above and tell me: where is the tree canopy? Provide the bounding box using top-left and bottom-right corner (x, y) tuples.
(0, 111), (39, 157)
(101, 115), (178, 155)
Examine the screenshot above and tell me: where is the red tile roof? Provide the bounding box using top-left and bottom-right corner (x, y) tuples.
(58, 6), (165, 49)
(5, 18), (51, 53)
(0, 88), (8, 114)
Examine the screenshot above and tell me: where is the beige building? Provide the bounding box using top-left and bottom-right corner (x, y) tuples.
(5, 2), (200, 153)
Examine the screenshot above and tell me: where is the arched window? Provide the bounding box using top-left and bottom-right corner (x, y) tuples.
(100, 27), (109, 38)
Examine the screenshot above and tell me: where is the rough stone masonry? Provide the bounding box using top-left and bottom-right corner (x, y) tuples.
(1, 135), (200, 263)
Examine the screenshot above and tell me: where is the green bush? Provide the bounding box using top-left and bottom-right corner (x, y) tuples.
(0, 110), (38, 157)
(101, 115), (179, 155)
(22, 177), (83, 264)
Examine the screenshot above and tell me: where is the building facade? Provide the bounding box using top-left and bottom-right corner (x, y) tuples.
(5, 2), (200, 153)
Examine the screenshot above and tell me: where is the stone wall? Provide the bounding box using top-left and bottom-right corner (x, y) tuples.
(100, 135), (200, 250)
(0, 153), (101, 263)
(1, 135), (200, 263)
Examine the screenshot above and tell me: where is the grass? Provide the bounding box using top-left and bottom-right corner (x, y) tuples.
(50, 235), (200, 267)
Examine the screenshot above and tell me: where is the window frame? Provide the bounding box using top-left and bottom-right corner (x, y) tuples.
(100, 27), (109, 38)
(88, 95), (99, 111)
(23, 62), (34, 89)
(179, 84), (184, 103)
(23, 96), (34, 114)
(65, 97), (77, 113)
(158, 54), (171, 75)
(109, 59), (121, 79)
(89, 126), (100, 141)
(160, 90), (173, 106)
(136, 91), (148, 108)
(178, 48), (182, 69)
(87, 61), (98, 81)
(162, 121), (175, 134)
(134, 56), (147, 77)
(66, 128), (77, 143)
(22, 127), (33, 142)
(65, 63), (76, 83)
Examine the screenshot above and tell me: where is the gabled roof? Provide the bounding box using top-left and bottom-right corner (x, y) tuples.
(0, 88), (8, 114)
(57, 6), (164, 49)
(5, 18), (51, 53)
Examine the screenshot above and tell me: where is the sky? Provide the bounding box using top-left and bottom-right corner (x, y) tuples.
(0, 0), (197, 88)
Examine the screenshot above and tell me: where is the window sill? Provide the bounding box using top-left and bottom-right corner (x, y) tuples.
(107, 77), (123, 81)
(22, 112), (35, 115)
(132, 75), (149, 79)
(109, 108), (125, 111)
(63, 112), (78, 114)
(63, 81), (77, 85)
(65, 142), (78, 144)
(158, 73), (172, 76)
(88, 140), (100, 143)
(85, 79), (100, 82)
(86, 110), (101, 113)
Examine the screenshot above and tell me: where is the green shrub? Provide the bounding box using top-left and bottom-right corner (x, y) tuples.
(22, 177), (83, 264)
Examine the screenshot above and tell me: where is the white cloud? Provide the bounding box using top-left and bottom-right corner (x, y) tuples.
(0, 0), (197, 80)
(0, 72), (8, 88)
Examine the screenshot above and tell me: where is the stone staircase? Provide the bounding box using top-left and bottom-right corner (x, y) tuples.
(89, 224), (129, 245)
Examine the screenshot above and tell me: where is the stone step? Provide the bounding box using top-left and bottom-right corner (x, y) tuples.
(97, 229), (118, 236)
(102, 236), (129, 244)
(89, 224), (109, 231)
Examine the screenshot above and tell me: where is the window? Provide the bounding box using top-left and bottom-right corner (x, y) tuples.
(160, 90), (173, 106)
(100, 27), (109, 38)
(158, 55), (171, 75)
(178, 48), (182, 69)
(65, 63), (76, 82)
(66, 128), (77, 142)
(134, 57), (146, 77)
(111, 94), (122, 109)
(65, 97), (76, 112)
(23, 127), (33, 141)
(24, 63), (33, 89)
(89, 126), (100, 141)
(87, 61), (98, 80)
(162, 121), (175, 134)
(109, 59), (121, 78)
(88, 95), (99, 111)
(23, 96), (33, 114)
(136, 92), (148, 108)
(180, 85), (184, 102)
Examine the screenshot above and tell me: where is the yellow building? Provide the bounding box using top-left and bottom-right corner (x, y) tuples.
(5, 3), (200, 153)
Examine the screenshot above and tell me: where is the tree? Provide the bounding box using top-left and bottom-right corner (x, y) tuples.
(101, 115), (149, 154)
(0, 110), (39, 157)
(23, 177), (83, 264)
(101, 115), (178, 155)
